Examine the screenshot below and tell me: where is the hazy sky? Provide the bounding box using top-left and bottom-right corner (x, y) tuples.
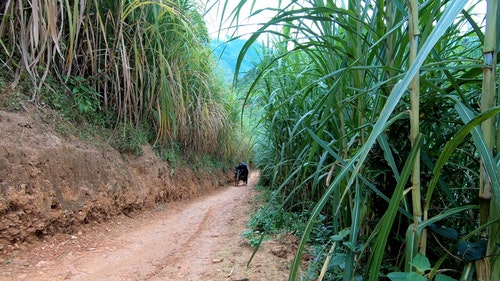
(200, 0), (292, 39)
(199, 0), (487, 40)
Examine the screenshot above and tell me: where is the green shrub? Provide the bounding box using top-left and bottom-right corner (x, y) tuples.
(110, 123), (152, 156)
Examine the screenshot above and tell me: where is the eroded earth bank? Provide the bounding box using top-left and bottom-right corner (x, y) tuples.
(0, 107), (297, 280)
(1, 172), (297, 281)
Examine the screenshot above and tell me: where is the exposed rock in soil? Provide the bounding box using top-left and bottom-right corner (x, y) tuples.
(0, 106), (232, 252)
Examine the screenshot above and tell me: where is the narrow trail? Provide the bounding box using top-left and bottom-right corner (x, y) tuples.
(0, 171), (292, 281)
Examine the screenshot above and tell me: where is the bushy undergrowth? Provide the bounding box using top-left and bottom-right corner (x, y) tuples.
(243, 185), (308, 247)
(243, 185), (357, 279)
(39, 77), (106, 126)
(243, 186), (337, 251)
(110, 123), (153, 156)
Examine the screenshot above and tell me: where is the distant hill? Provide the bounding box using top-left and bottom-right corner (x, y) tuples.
(210, 37), (263, 83)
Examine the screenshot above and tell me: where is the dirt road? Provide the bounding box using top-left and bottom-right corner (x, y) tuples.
(0, 172), (293, 281)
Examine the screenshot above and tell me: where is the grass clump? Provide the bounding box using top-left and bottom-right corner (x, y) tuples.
(243, 185), (308, 248)
(109, 123), (154, 156)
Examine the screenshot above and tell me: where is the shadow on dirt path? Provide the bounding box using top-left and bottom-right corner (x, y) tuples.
(0, 171), (295, 281)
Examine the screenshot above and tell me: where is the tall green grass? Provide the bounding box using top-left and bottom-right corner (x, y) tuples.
(0, 0), (244, 162)
(226, 0), (498, 279)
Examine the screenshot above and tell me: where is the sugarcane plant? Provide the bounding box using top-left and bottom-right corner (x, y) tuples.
(225, 0), (499, 279)
(0, 0), (243, 162)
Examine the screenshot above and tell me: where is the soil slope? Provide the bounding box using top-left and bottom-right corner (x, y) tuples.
(0, 105), (228, 249)
(0, 104), (298, 280)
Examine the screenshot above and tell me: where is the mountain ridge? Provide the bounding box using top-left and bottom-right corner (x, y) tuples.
(210, 37), (262, 82)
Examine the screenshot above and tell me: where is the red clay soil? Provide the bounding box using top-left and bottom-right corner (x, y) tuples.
(0, 104), (300, 281)
(0, 172), (297, 281)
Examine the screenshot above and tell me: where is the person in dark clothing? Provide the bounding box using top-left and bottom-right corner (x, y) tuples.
(234, 162), (249, 186)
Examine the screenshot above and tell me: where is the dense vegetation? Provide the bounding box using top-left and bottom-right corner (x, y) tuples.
(0, 0), (248, 165)
(1, 0), (499, 279)
(227, 0), (499, 280)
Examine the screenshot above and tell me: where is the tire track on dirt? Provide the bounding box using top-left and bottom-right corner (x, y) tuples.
(0, 172), (264, 281)
(147, 205), (217, 279)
